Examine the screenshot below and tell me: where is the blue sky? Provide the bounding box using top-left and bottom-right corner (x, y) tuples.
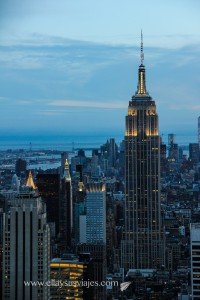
(0, 0), (200, 141)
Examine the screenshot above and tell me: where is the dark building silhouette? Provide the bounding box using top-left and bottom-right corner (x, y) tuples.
(77, 244), (107, 300)
(59, 159), (73, 250)
(36, 173), (60, 234)
(61, 152), (68, 176)
(15, 158), (27, 177)
(189, 143), (200, 163)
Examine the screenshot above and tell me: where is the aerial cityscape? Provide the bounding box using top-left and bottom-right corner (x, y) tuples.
(0, 1), (200, 300)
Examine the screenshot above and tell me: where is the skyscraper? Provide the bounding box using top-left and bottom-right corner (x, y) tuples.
(3, 178), (50, 299)
(122, 32), (164, 270)
(77, 183), (107, 300)
(189, 143), (200, 164)
(198, 116), (200, 148)
(190, 223), (200, 299)
(15, 158), (27, 177)
(59, 159), (73, 249)
(85, 183), (106, 244)
(36, 173), (60, 235)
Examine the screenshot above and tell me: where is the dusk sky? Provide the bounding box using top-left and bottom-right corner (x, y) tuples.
(0, 0), (200, 142)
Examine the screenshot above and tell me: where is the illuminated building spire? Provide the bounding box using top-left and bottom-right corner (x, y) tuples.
(136, 30), (148, 96)
(63, 159), (71, 181)
(26, 170), (37, 190)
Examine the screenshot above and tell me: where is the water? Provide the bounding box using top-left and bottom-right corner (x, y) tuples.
(0, 134), (197, 151)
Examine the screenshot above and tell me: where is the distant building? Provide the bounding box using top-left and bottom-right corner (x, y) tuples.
(168, 134), (179, 162)
(3, 178), (50, 299)
(168, 133), (176, 145)
(59, 159), (73, 249)
(15, 158), (27, 177)
(11, 174), (20, 192)
(109, 138), (118, 168)
(198, 116), (200, 148)
(189, 143), (200, 164)
(190, 223), (200, 299)
(169, 143), (179, 162)
(60, 152), (68, 176)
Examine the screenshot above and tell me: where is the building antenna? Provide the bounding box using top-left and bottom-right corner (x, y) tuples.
(141, 30), (144, 65)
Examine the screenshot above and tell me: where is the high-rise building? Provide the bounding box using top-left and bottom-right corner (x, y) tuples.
(190, 223), (200, 299)
(0, 195), (5, 300)
(15, 158), (27, 177)
(59, 159), (73, 249)
(36, 173), (60, 235)
(77, 183), (107, 300)
(2, 178), (50, 299)
(168, 134), (179, 162)
(168, 133), (176, 146)
(85, 183), (106, 244)
(60, 152), (68, 176)
(198, 116), (200, 148)
(73, 165), (86, 245)
(50, 256), (94, 300)
(77, 244), (107, 300)
(122, 33), (164, 270)
(189, 143), (200, 164)
(109, 138), (118, 168)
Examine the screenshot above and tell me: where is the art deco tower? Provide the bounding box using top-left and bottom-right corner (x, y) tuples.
(122, 33), (164, 270)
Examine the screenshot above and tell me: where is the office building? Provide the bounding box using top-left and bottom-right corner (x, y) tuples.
(59, 159), (73, 249)
(189, 143), (200, 164)
(190, 223), (200, 299)
(122, 33), (164, 270)
(198, 116), (200, 148)
(3, 181), (50, 299)
(15, 159), (27, 177)
(36, 173), (60, 234)
(85, 183), (106, 244)
(50, 256), (93, 300)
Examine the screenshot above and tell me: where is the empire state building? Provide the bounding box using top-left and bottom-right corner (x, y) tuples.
(122, 33), (164, 270)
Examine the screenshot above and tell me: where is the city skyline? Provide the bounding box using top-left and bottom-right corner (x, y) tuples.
(1, 2), (200, 299)
(0, 0), (200, 138)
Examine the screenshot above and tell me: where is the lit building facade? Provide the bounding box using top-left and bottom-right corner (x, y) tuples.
(122, 33), (164, 270)
(3, 184), (50, 299)
(50, 257), (91, 300)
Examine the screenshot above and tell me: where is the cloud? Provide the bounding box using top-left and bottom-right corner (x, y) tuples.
(169, 104), (200, 111)
(48, 99), (126, 109)
(0, 35), (199, 136)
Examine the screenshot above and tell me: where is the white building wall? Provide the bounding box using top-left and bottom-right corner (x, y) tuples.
(86, 185), (106, 244)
